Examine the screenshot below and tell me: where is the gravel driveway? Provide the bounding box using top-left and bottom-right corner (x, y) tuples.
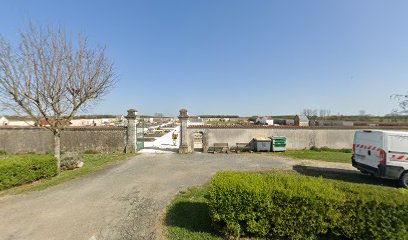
(0, 153), (354, 240)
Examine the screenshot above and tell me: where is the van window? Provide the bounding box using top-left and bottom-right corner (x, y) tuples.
(388, 135), (408, 153)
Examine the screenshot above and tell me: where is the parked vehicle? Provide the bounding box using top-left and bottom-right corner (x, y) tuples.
(352, 130), (408, 188)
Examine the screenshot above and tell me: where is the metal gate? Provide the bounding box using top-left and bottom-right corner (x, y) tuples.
(136, 119), (144, 151)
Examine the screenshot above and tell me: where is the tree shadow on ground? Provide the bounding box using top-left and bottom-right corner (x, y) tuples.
(165, 201), (218, 235)
(293, 165), (399, 188)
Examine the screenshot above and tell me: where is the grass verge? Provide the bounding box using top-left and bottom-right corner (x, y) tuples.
(0, 153), (134, 196)
(270, 149), (352, 163)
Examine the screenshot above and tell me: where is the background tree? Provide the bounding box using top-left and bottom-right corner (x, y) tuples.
(0, 23), (116, 173)
(392, 93), (408, 114)
(358, 110), (366, 116)
(302, 109), (318, 121)
(319, 109), (331, 119)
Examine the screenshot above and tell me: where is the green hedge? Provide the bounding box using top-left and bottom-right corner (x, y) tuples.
(209, 172), (408, 240)
(0, 155), (58, 190)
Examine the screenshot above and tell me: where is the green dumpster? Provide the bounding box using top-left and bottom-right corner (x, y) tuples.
(270, 136), (286, 152)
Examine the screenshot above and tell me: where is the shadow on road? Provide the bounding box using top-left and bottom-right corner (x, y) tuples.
(293, 165), (399, 188)
(165, 201), (219, 236)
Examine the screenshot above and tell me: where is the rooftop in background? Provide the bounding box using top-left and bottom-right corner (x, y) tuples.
(197, 115), (240, 118)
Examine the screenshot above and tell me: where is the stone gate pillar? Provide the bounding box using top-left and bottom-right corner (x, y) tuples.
(125, 109), (138, 153)
(178, 108), (193, 153)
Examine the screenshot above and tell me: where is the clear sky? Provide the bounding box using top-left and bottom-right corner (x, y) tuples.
(1, 0), (407, 117)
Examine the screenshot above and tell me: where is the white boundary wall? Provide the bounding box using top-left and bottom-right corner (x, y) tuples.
(187, 127), (408, 151)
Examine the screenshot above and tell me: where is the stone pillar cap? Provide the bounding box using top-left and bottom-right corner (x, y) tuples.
(178, 108), (189, 118)
(126, 109), (138, 119)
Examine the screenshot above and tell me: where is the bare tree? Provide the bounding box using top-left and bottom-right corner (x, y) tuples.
(319, 109), (331, 119)
(302, 109), (317, 118)
(0, 23), (116, 173)
(302, 109), (313, 117)
(392, 93), (408, 114)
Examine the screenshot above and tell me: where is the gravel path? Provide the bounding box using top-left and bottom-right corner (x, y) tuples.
(0, 153), (354, 240)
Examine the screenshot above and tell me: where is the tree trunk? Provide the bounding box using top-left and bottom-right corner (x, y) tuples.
(54, 131), (61, 174)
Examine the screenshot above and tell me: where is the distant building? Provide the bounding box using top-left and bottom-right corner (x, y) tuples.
(70, 115), (125, 126)
(255, 117), (274, 125)
(294, 115), (309, 126)
(188, 118), (204, 126)
(38, 119), (70, 126)
(273, 119), (295, 126)
(197, 115), (240, 122)
(0, 116), (8, 126)
(0, 116), (35, 126)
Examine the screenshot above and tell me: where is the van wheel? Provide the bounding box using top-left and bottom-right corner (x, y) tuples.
(399, 172), (408, 188)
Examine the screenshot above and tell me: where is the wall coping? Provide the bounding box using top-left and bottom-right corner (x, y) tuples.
(187, 125), (408, 130)
(0, 126), (126, 131)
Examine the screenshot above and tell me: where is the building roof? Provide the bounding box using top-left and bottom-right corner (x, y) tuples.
(197, 115), (239, 118)
(296, 115), (309, 122)
(38, 119), (70, 126)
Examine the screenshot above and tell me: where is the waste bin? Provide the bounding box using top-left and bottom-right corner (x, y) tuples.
(270, 136), (286, 152)
(253, 138), (272, 152)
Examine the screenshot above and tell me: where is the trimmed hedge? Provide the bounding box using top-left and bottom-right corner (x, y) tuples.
(209, 171), (408, 240)
(0, 155), (58, 190)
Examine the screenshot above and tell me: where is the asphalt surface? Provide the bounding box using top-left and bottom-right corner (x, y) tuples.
(0, 153), (354, 240)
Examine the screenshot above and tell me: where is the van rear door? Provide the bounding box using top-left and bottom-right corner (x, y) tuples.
(354, 131), (384, 168)
(387, 134), (408, 168)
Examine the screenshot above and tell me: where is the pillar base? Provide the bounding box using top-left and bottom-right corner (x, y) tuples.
(125, 145), (137, 154)
(179, 144), (193, 154)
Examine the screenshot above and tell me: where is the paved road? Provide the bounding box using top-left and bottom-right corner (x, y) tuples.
(0, 154), (353, 240)
(140, 126), (179, 154)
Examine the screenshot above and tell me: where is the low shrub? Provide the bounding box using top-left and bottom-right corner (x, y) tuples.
(0, 155), (57, 190)
(0, 150), (7, 155)
(209, 171), (408, 240)
(309, 146), (321, 152)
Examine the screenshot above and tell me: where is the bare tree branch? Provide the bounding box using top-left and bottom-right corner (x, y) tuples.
(391, 93), (408, 114)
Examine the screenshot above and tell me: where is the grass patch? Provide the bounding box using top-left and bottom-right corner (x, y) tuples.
(271, 149), (352, 163)
(165, 186), (222, 240)
(0, 153), (134, 196)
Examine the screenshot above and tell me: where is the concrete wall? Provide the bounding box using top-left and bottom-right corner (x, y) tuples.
(187, 126), (408, 151)
(0, 127), (127, 153)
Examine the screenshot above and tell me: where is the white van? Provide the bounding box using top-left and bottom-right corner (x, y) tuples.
(352, 130), (408, 188)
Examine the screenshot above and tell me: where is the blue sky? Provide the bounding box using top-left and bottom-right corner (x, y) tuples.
(1, 0), (407, 116)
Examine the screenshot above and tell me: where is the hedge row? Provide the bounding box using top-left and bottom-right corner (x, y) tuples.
(0, 155), (58, 190)
(209, 171), (408, 240)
